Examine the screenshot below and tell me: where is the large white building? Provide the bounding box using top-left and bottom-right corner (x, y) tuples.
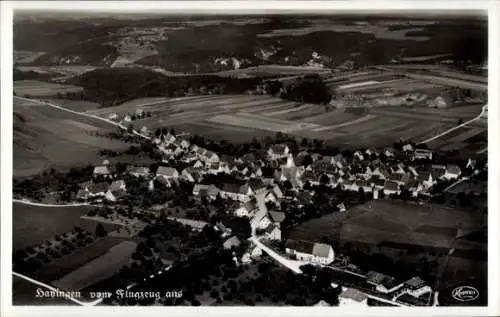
(285, 239), (335, 265)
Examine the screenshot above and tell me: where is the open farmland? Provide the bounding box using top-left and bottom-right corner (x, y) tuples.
(14, 97), (134, 177)
(12, 202), (113, 251)
(34, 236), (127, 284)
(288, 200), (486, 294)
(44, 99), (101, 112)
(81, 93), (487, 149)
(14, 80), (83, 97)
(52, 241), (137, 291)
(289, 200), (483, 250)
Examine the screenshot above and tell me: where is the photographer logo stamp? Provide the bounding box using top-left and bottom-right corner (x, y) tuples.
(452, 286), (479, 302)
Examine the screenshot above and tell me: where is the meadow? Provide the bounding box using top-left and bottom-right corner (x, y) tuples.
(14, 97), (134, 177)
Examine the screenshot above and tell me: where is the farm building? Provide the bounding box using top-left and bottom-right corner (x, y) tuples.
(404, 277), (432, 298)
(338, 287), (368, 306)
(264, 224), (282, 240)
(284, 239), (335, 265)
(220, 183), (253, 201)
(155, 167), (179, 187)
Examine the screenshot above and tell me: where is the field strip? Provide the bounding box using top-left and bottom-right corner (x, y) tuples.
(337, 80), (381, 90)
(418, 105), (486, 144)
(62, 120), (100, 131)
(245, 101), (299, 113)
(477, 147), (487, 154)
(217, 98), (284, 110)
(369, 108), (460, 124)
(13, 272), (101, 306)
(171, 96), (266, 111)
(440, 142), (469, 151)
(312, 114), (376, 132)
(205, 114), (307, 133)
(369, 122), (414, 135)
(401, 73), (487, 91)
(266, 103), (314, 116)
(444, 128), (484, 143)
(233, 111), (322, 130)
(337, 118), (402, 135)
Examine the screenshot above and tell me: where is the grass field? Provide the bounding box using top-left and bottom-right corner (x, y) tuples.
(289, 200), (483, 250)
(14, 97), (134, 177)
(14, 80), (84, 97)
(52, 241), (137, 291)
(289, 200), (485, 294)
(12, 202), (117, 251)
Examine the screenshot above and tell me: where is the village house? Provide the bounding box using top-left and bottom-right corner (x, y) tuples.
(140, 126), (150, 136)
(234, 198), (258, 217)
(203, 151), (220, 164)
(404, 277), (432, 298)
(444, 164), (462, 180)
(248, 178), (267, 195)
(413, 148), (433, 161)
(93, 165), (111, 178)
(181, 167), (202, 183)
(366, 271), (404, 294)
(337, 202), (347, 212)
(334, 154), (347, 169)
(108, 113), (118, 121)
(284, 239), (335, 265)
(135, 108), (145, 117)
(163, 132), (176, 144)
(87, 182), (110, 200)
(129, 166), (151, 178)
(123, 115), (132, 123)
(220, 183), (253, 201)
(383, 180), (400, 196)
(192, 184), (220, 198)
(182, 153), (199, 164)
(338, 287), (368, 306)
(264, 224), (281, 240)
(174, 138), (190, 149)
(353, 151), (364, 161)
(155, 166), (179, 187)
(267, 144), (290, 160)
(223, 236), (241, 250)
(402, 143), (414, 152)
(384, 148), (395, 158)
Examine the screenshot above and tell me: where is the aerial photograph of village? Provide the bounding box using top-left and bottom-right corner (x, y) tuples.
(11, 8), (487, 308)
